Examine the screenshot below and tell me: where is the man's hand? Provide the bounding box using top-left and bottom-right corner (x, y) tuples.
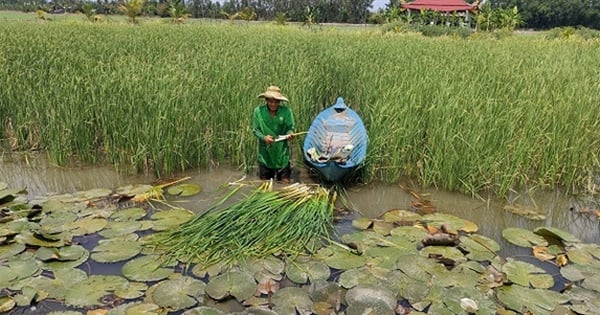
(287, 133), (295, 140)
(264, 135), (274, 145)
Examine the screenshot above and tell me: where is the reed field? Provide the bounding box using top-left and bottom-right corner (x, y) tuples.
(1, 16), (599, 196)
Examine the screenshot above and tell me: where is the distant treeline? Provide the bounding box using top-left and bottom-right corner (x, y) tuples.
(0, 0), (598, 29)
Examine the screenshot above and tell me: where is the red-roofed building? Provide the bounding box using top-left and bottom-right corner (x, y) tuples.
(401, 0), (476, 12)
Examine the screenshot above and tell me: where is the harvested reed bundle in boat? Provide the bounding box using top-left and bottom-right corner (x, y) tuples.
(149, 181), (335, 267)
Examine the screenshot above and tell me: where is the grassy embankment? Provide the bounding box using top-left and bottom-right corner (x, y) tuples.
(0, 15), (599, 196)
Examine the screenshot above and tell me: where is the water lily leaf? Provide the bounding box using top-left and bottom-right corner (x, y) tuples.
(317, 245), (367, 270)
(0, 296), (15, 313)
(502, 258), (554, 289)
(0, 243), (26, 260)
(351, 217), (372, 230)
(345, 284), (397, 312)
(564, 285), (600, 314)
(150, 208), (194, 231)
(122, 255), (175, 282)
(382, 209), (421, 224)
(459, 235), (499, 261)
(338, 267), (386, 289)
(363, 245), (409, 269)
(91, 236), (141, 263)
(115, 184), (154, 196)
(117, 302), (163, 315)
(502, 227), (548, 248)
(151, 276), (205, 311)
(496, 284), (569, 314)
(566, 243), (600, 266)
(389, 226), (427, 243)
(36, 245), (87, 262)
(420, 213), (478, 233)
(308, 280), (344, 307)
(271, 287), (312, 315)
(0, 265), (18, 287)
(396, 253), (444, 281)
(16, 230), (66, 248)
(191, 261), (227, 278)
(582, 273), (600, 292)
(9, 252), (41, 280)
(41, 246), (90, 270)
(372, 220), (394, 236)
(420, 246), (467, 265)
(534, 226), (580, 245)
(65, 275), (129, 307)
(205, 271), (255, 301)
(167, 184), (202, 197)
(98, 221), (142, 238)
(560, 264), (586, 282)
(114, 281), (147, 299)
(182, 306), (226, 315)
(340, 231), (382, 253)
(64, 217), (108, 236)
(241, 256), (285, 279)
(286, 257), (330, 284)
(110, 207), (147, 221)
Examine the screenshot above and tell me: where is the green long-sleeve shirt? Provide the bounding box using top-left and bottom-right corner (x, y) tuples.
(252, 104), (295, 169)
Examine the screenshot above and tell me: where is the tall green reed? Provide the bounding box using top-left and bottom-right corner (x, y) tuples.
(1, 21), (599, 196)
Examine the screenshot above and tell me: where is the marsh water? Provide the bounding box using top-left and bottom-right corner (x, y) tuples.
(3, 152), (598, 259)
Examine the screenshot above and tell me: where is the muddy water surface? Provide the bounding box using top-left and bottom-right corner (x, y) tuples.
(2, 153), (598, 259)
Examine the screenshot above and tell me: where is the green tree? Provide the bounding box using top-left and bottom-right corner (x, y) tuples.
(118, 0), (147, 23)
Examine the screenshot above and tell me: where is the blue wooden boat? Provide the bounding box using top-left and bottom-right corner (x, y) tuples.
(302, 97), (368, 182)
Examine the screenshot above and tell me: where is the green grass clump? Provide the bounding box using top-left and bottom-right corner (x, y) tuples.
(148, 182), (335, 266)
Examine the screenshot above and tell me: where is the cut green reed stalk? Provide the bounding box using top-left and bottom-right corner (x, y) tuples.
(1, 21), (599, 196)
(149, 182), (334, 267)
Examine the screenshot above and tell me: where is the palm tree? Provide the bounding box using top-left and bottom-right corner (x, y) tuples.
(118, 0), (147, 24)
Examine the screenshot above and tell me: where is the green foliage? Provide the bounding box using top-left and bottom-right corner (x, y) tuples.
(118, 0), (147, 24)
(238, 6), (256, 22)
(273, 12), (288, 25)
(167, 0), (190, 24)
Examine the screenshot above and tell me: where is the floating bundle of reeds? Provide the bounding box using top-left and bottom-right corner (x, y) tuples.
(149, 181), (335, 267)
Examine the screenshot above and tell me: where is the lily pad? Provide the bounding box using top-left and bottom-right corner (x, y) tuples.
(91, 236), (141, 263)
(65, 275), (129, 307)
(98, 220), (142, 238)
(182, 306), (226, 315)
(0, 243), (26, 260)
(345, 284), (397, 313)
(502, 258), (554, 289)
(502, 227), (548, 248)
(317, 245), (367, 270)
(420, 213), (478, 233)
(351, 217), (372, 230)
(64, 217), (108, 236)
(121, 255), (175, 282)
(0, 296), (16, 313)
(150, 208), (194, 231)
(41, 245), (90, 270)
(271, 287), (313, 315)
(534, 226), (581, 245)
(286, 257), (330, 284)
(110, 207), (147, 221)
(204, 271), (256, 301)
(382, 209), (421, 224)
(167, 184), (202, 197)
(496, 284), (569, 314)
(151, 276), (205, 311)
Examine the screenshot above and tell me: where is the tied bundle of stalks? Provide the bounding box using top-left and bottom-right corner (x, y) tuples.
(149, 181), (335, 267)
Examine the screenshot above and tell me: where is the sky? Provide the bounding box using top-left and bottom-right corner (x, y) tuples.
(370, 0), (388, 11)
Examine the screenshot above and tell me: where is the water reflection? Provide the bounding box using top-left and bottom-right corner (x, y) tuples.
(1, 152), (598, 260)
